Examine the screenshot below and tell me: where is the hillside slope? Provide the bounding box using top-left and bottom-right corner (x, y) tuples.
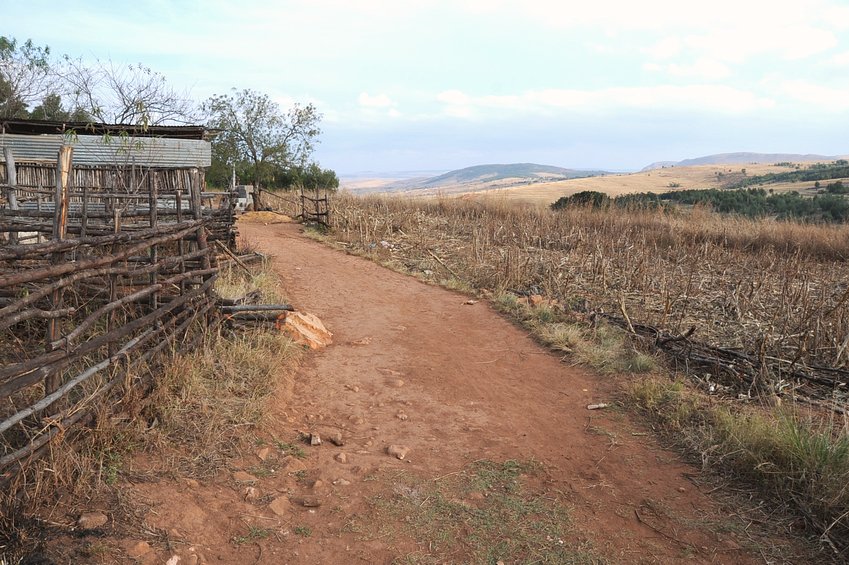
(643, 152), (841, 171)
(420, 163), (606, 187)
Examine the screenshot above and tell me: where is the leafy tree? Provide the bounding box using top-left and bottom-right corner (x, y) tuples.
(551, 190), (609, 210)
(826, 181), (848, 194)
(276, 162), (339, 191)
(29, 92), (92, 121)
(203, 89), (321, 190)
(0, 36), (52, 118)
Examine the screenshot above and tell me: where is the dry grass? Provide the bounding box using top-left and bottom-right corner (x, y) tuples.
(330, 194), (849, 382)
(141, 327), (299, 476)
(628, 377), (849, 556)
(0, 258), (301, 561)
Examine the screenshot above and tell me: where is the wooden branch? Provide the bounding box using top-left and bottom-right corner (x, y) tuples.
(0, 219), (203, 261)
(0, 223), (204, 288)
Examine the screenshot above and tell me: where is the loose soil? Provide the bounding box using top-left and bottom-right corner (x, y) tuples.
(38, 217), (811, 564)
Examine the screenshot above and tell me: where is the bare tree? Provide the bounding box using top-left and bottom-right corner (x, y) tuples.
(59, 57), (197, 126)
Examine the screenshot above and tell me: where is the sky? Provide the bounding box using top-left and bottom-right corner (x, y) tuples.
(4, 0), (849, 174)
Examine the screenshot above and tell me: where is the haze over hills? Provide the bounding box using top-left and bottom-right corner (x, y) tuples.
(418, 163), (608, 187)
(341, 163), (610, 194)
(641, 152), (845, 171)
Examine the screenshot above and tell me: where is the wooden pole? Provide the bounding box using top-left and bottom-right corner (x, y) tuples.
(3, 147), (19, 245)
(46, 145), (73, 397)
(149, 169), (159, 311)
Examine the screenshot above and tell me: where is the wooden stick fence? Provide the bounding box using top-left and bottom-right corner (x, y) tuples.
(0, 146), (235, 481)
(258, 186), (330, 226)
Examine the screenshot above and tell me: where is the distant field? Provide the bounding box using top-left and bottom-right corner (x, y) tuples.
(343, 160), (847, 207)
(470, 162), (825, 206)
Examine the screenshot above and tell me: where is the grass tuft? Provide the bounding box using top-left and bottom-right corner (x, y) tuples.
(628, 377), (849, 548)
(370, 460), (602, 564)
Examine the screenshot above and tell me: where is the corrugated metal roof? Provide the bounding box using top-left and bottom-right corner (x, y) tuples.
(0, 133), (211, 168)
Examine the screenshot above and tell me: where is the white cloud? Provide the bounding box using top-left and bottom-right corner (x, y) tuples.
(358, 92), (396, 108)
(435, 85), (775, 118)
(667, 58), (731, 80)
(436, 90), (471, 106)
(643, 37), (682, 60)
(779, 80), (849, 110)
(824, 51), (849, 67)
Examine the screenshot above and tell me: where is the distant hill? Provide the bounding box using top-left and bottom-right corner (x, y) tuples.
(642, 152), (843, 171)
(419, 163), (607, 187)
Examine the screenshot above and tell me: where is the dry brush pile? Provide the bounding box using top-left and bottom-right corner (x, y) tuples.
(330, 195), (849, 407)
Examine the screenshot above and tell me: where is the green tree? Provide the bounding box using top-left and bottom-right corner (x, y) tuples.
(551, 190), (609, 210)
(28, 92), (92, 121)
(0, 36), (52, 118)
(202, 89), (321, 190)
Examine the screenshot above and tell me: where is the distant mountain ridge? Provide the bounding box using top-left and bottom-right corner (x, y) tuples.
(642, 152), (844, 171)
(419, 163), (607, 187)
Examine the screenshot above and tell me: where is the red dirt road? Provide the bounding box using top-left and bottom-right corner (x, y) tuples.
(110, 218), (774, 563)
(238, 219), (755, 563)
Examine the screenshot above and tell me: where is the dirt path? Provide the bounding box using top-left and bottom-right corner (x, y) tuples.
(91, 218), (774, 563)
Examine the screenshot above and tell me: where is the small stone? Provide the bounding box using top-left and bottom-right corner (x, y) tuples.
(244, 486), (261, 502)
(232, 471), (258, 483)
(282, 456), (306, 472)
(391, 379), (405, 388)
(387, 445), (409, 460)
(166, 556), (180, 565)
(268, 496), (292, 517)
(127, 541), (152, 559)
(184, 555), (200, 565)
(311, 479), (325, 491)
(77, 511), (108, 530)
(677, 487), (686, 493)
(333, 478), (351, 486)
(299, 496), (322, 508)
(395, 411), (409, 421)
(328, 432), (345, 446)
(349, 415), (365, 425)
(335, 453), (348, 464)
(185, 478), (200, 489)
(256, 447), (271, 461)
(310, 433), (322, 446)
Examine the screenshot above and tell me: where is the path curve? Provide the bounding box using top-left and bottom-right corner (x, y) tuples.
(231, 218), (755, 564)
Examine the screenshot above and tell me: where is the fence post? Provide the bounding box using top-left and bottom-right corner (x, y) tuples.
(3, 148), (19, 245)
(45, 145), (73, 397)
(149, 169), (159, 311)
